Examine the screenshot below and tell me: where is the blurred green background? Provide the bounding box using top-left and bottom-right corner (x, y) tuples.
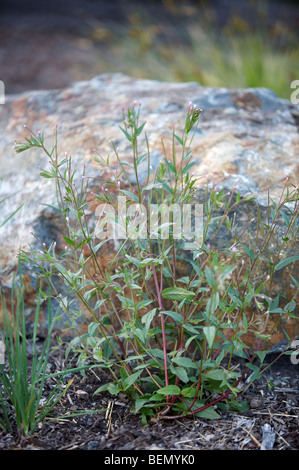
(1, 0), (299, 99)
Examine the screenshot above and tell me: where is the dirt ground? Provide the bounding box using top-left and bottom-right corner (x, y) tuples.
(0, 340), (298, 451)
(0, 0), (298, 453)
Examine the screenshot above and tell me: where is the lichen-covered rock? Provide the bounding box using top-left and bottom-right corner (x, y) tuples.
(0, 74), (298, 346)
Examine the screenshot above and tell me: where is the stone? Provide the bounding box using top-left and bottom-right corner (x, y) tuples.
(261, 423), (276, 450)
(0, 73), (298, 348)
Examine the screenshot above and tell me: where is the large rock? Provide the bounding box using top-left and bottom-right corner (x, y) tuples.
(0, 73), (298, 347)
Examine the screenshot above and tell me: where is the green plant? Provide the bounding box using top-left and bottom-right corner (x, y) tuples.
(0, 271), (102, 435)
(15, 102), (298, 424)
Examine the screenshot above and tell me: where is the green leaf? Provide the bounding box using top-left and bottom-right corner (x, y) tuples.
(203, 326), (217, 349)
(135, 121), (146, 137)
(284, 299), (296, 313)
(182, 161), (196, 175)
(125, 254), (141, 267)
(140, 257), (163, 267)
(119, 126), (132, 142)
(204, 369), (225, 381)
(135, 397), (151, 413)
(137, 300), (153, 310)
(162, 287), (195, 301)
(137, 153), (148, 165)
(183, 323), (200, 334)
(206, 292), (219, 315)
(39, 171), (55, 178)
(161, 310), (184, 324)
(177, 276), (190, 284)
(164, 158), (177, 174)
(274, 256), (299, 272)
(239, 244), (255, 259)
(171, 366), (189, 384)
(94, 299), (106, 310)
(141, 308), (157, 330)
(174, 134), (183, 145)
(123, 370), (142, 390)
(172, 356), (197, 369)
(63, 236), (75, 247)
(196, 407), (221, 420)
(228, 400), (250, 413)
(158, 385), (181, 396)
(94, 382), (120, 396)
(181, 386), (196, 397)
(147, 348), (167, 361)
(119, 189), (139, 203)
(205, 267), (215, 288)
(132, 328), (146, 344)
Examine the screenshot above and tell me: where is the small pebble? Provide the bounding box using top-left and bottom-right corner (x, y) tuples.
(87, 440), (99, 450)
(250, 398), (262, 409)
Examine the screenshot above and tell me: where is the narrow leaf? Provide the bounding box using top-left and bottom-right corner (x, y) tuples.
(274, 256), (299, 272)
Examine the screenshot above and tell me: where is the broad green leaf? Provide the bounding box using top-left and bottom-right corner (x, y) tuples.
(177, 276), (190, 284)
(132, 328), (146, 344)
(135, 398), (151, 413)
(161, 310), (183, 324)
(203, 326), (217, 349)
(196, 407), (221, 420)
(204, 369), (225, 381)
(172, 356), (197, 369)
(184, 323), (200, 334)
(181, 386), (196, 397)
(162, 287), (195, 301)
(158, 385), (181, 396)
(284, 299), (296, 313)
(205, 267), (215, 288)
(125, 254), (141, 267)
(123, 370), (142, 390)
(147, 348), (168, 361)
(141, 308), (157, 330)
(94, 382), (120, 396)
(171, 366), (189, 384)
(206, 292), (219, 315)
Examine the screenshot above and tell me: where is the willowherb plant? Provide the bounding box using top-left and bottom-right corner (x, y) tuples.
(15, 102), (298, 423)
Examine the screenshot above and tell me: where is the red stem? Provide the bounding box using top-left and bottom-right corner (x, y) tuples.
(151, 262), (169, 396)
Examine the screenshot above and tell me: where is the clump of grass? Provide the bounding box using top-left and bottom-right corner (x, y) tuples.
(15, 102), (298, 424)
(0, 276), (70, 434)
(0, 269), (104, 435)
